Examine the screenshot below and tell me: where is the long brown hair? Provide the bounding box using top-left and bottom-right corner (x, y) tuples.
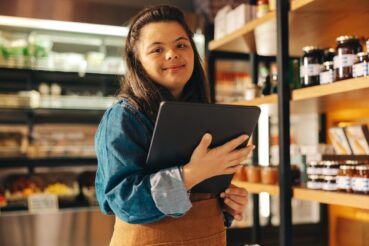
(119, 5), (210, 122)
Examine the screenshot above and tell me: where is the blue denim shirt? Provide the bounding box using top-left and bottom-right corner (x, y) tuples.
(95, 99), (233, 226)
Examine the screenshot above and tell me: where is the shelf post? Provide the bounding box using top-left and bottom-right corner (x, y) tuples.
(250, 53), (261, 244)
(276, 0), (292, 245)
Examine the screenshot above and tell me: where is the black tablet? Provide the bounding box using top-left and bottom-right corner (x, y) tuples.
(145, 101), (260, 194)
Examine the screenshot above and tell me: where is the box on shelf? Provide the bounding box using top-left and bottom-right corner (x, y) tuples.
(255, 20), (277, 56)
(214, 5), (232, 39)
(329, 127), (353, 155)
(0, 125), (28, 157)
(344, 124), (369, 155)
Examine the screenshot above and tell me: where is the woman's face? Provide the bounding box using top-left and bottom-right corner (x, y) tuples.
(136, 21), (194, 98)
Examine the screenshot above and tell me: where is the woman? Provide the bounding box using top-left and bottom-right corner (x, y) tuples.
(95, 5), (253, 245)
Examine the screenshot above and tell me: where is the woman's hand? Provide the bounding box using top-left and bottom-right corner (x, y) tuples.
(220, 184), (248, 221)
(182, 133), (254, 190)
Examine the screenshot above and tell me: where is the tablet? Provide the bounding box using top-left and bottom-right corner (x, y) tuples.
(145, 101), (260, 194)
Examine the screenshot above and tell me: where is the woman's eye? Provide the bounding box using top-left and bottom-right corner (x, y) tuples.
(177, 43), (187, 49)
(152, 48), (162, 54)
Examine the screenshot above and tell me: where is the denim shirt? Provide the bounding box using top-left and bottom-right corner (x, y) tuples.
(95, 99), (233, 226)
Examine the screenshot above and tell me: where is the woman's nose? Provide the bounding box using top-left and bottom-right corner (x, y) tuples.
(165, 49), (178, 60)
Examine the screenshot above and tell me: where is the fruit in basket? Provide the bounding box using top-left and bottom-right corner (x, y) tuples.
(45, 182), (72, 196)
(7, 176), (41, 198)
(0, 193), (7, 207)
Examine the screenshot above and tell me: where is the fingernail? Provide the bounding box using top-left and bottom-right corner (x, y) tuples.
(220, 193), (225, 198)
(243, 135), (249, 140)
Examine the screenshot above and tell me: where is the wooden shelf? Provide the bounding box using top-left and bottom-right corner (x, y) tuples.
(208, 0), (369, 56)
(223, 77), (369, 113)
(231, 180), (279, 196)
(293, 187), (369, 210)
(232, 180), (369, 210)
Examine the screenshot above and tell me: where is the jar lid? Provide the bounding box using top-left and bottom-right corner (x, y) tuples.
(340, 165), (355, 170)
(336, 35), (359, 43)
(325, 48), (335, 53)
(323, 175), (336, 181)
(344, 160), (360, 165)
(302, 46), (321, 53)
(308, 161), (320, 166)
(323, 61), (333, 66)
(308, 174), (323, 180)
(357, 52), (368, 58)
(320, 160), (340, 166)
(355, 165), (369, 171)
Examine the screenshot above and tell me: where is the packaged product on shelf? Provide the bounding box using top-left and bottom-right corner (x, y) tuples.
(4, 174), (43, 203)
(41, 172), (79, 201)
(256, 0), (269, 18)
(299, 46), (324, 87)
(322, 175), (337, 191)
(321, 161), (340, 176)
(337, 164), (355, 193)
(323, 48), (336, 62)
(333, 35), (363, 80)
(367, 38), (369, 52)
(344, 124), (369, 155)
(306, 161), (323, 175)
(352, 52), (369, 78)
(329, 127), (353, 155)
(260, 166), (278, 184)
(214, 5), (232, 39)
(319, 61), (335, 84)
(0, 125), (28, 157)
(229, 4), (255, 32)
(245, 165), (261, 183)
(351, 165), (369, 194)
(307, 175), (323, 190)
(79, 171), (97, 205)
(0, 188), (7, 207)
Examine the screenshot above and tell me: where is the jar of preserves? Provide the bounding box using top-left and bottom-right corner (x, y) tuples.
(366, 39), (369, 52)
(321, 161), (340, 176)
(322, 175), (337, 191)
(353, 52), (369, 78)
(334, 35), (363, 80)
(307, 161), (323, 175)
(323, 48), (336, 62)
(336, 164), (355, 192)
(256, 0), (270, 18)
(352, 165), (369, 194)
(319, 61), (335, 84)
(261, 166), (278, 184)
(307, 175), (323, 190)
(300, 46), (324, 87)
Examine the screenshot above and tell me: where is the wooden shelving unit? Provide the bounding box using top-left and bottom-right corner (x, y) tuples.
(233, 180), (369, 210)
(226, 77), (369, 114)
(209, 0), (369, 56)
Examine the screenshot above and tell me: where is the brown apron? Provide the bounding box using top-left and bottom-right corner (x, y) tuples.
(109, 195), (226, 246)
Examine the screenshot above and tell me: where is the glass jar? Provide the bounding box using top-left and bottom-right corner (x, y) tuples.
(307, 161), (323, 175)
(256, 0), (270, 18)
(334, 35), (363, 80)
(353, 52), (369, 78)
(321, 161), (340, 176)
(352, 165), (369, 194)
(307, 175), (323, 190)
(261, 166), (278, 184)
(322, 175), (337, 191)
(319, 61), (335, 84)
(300, 46), (324, 87)
(366, 39), (369, 53)
(323, 48), (336, 62)
(336, 164), (355, 192)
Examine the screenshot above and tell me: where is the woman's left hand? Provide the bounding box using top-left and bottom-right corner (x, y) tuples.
(220, 184), (248, 221)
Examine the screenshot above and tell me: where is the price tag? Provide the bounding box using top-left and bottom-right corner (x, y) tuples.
(28, 194), (59, 213)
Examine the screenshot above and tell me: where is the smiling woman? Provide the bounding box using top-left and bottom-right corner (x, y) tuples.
(137, 22), (194, 98)
(94, 5), (252, 246)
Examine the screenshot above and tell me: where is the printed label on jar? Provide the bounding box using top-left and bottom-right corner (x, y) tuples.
(300, 64), (322, 77)
(320, 70), (334, 84)
(307, 181), (322, 190)
(336, 176), (351, 189)
(321, 168), (339, 176)
(353, 63), (369, 77)
(352, 177), (369, 192)
(322, 183), (337, 191)
(333, 54), (356, 68)
(307, 167), (322, 175)
(367, 39), (369, 53)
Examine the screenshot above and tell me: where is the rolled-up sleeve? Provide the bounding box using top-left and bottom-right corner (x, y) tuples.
(95, 101), (191, 224)
(150, 166), (192, 217)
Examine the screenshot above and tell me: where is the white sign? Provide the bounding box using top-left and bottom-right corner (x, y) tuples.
(28, 194), (59, 213)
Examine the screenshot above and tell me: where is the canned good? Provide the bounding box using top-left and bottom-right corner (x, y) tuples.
(336, 164), (355, 192)
(307, 161), (323, 175)
(322, 175), (337, 191)
(353, 52), (369, 78)
(300, 46), (324, 87)
(321, 161), (340, 176)
(307, 175), (323, 190)
(320, 61), (335, 84)
(352, 165), (369, 194)
(334, 35), (363, 80)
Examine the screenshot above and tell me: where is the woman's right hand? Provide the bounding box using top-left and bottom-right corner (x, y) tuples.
(182, 133), (254, 190)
